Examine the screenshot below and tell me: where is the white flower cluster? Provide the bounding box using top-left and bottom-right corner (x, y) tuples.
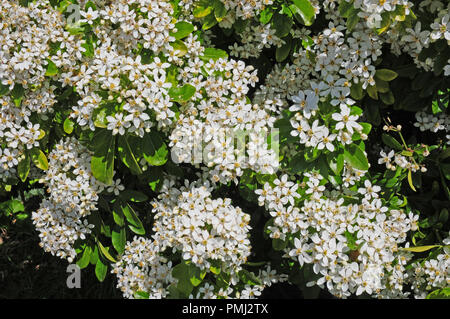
(0, 0), (83, 179)
(386, 3), (450, 72)
(414, 111), (450, 145)
(346, 0), (413, 29)
(112, 237), (177, 299)
(66, 0), (179, 136)
(169, 56), (279, 184)
(112, 179), (270, 299)
(190, 264), (288, 299)
(378, 148), (426, 173)
(290, 102), (365, 153)
(255, 18), (384, 112)
(255, 174), (418, 298)
(31, 138), (105, 262)
(253, 49), (316, 111)
(151, 179), (252, 271)
(414, 111), (450, 133)
(228, 24), (284, 59)
(406, 232), (450, 299)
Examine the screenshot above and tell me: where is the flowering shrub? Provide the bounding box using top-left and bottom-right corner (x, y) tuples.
(0, 0), (449, 299)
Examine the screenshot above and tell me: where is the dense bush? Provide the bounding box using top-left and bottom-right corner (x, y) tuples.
(0, 0), (449, 299)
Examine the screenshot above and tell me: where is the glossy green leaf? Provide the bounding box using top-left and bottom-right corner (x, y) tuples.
(200, 47), (228, 61)
(97, 240), (117, 263)
(29, 148), (48, 171)
(343, 144), (369, 171)
(375, 69), (398, 82)
(118, 135), (142, 175)
(292, 0), (315, 26)
(95, 257), (107, 282)
(170, 21), (194, 40)
(18, 155), (30, 182)
(90, 129), (115, 185)
(112, 226), (126, 255)
(168, 84), (196, 103)
(63, 117), (74, 134)
(142, 130), (168, 166)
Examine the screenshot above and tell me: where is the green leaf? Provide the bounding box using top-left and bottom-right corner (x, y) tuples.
(290, 152), (312, 174)
(112, 226), (126, 255)
(121, 201), (145, 235)
(350, 82), (364, 100)
(426, 288), (450, 299)
(366, 84), (378, 100)
(120, 190), (148, 202)
(375, 69), (398, 82)
(401, 245), (440, 253)
(95, 257), (107, 282)
(134, 291), (150, 299)
(272, 238), (287, 251)
(292, 0), (315, 26)
(118, 135), (143, 175)
(407, 169), (417, 192)
(339, 0), (354, 18)
(275, 36), (292, 62)
(97, 240), (117, 263)
(45, 59), (59, 76)
(171, 39), (188, 56)
(381, 133), (402, 151)
(17, 155), (31, 182)
(259, 7), (273, 24)
(29, 148), (48, 171)
(200, 47), (228, 61)
(343, 144), (369, 171)
(90, 129), (115, 185)
(375, 79), (389, 93)
(213, 0), (227, 20)
(380, 91), (395, 105)
(112, 201), (125, 227)
(63, 117), (74, 134)
(171, 262), (194, 297)
(272, 12), (293, 37)
(193, 6), (212, 18)
(346, 12), (359, 32)
(142, 130), (168, 166)
(11, 84), (25, 107)
(77, 245), (92, 269)
(168, 84), (196, 103)
(170, 21), (194, 40)
(238, 269), (262, 286)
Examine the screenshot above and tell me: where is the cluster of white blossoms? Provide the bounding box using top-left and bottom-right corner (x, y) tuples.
(378, 148), (427, 173)
(64, 0), (179, 135)
(31, 138), (105, 262)
(112, 179), (287, 299)
(169, 55), (279, 184)
(255, 13), (384, 113)
(112, 237), (177, 299)
(414, 111), (450, 134)
(345, 0), (413, 29)
(414, 111), (450, 145)
(290, 102), (365, 153)
(407, 233), (450, 299)
(113, 232), (287, 299)
(150, 179), (252, 272)
(255, 173), (420, 298)
(0, 0), (84, 179)
(228, 24), (285, 59)
(385, 2), (450, 72)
